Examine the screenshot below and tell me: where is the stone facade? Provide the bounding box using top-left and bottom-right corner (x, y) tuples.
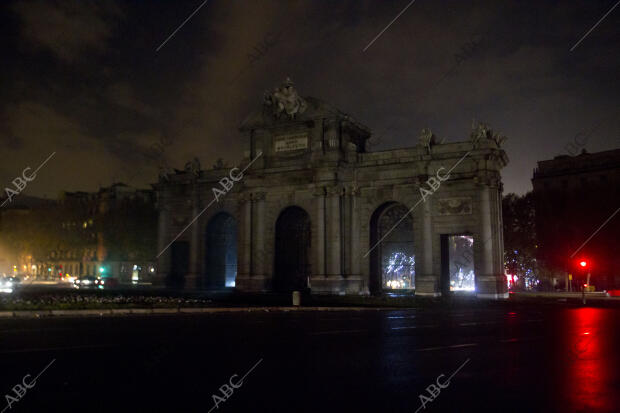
(154, 79), (509, 298)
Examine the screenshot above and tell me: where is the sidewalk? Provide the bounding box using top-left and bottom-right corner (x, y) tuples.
(511, 291), (619, 299)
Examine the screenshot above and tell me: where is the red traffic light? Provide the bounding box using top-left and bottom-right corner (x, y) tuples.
(579, 260), (587, 268)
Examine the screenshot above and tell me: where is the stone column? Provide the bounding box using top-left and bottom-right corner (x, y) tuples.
(349, 185), (360, 276)
(495, 185), (505, 279)
(314, 187), (326, 278)
(477, 182), (507, 299)
(480, 185), (493, 274)
(254, 192), (266, 277)
(345, 184), (364, 294)
(186, 187), (201, 290)
(416, 195), (438, 296)
(327, 186), (342, 277)
(423, 202), (433, 276)
(237, 193), (252, 289)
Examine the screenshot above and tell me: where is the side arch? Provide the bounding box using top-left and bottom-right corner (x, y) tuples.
(369, 202), (415, 294)
(205, 212), (237, 288)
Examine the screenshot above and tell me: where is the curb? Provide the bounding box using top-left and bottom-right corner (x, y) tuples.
(0, 306), (400, 319)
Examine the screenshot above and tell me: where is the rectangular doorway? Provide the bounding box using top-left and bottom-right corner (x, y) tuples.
(440, 234), (475, 295)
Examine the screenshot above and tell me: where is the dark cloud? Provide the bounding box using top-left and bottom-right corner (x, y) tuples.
(11, 0), (123, 63)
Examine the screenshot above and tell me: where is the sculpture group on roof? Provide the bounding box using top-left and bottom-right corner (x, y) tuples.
(263, 77), (308, 120)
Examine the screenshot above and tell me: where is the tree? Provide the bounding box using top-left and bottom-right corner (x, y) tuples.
(97, 196), (157, 261)
(502, 192), (539, 289)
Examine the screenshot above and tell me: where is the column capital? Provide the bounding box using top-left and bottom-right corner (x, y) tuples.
(345, 184), (361, 196)
(326, 185), (343, 196)
(474, 172), (501, 188)
(313, 186), (326, 197)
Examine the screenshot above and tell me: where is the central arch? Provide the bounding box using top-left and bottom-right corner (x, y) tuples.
(369, 202), (415, 294)
(167, 241), (189, 289)
(273, 206), (311, 292)
(205, 212), (237, 289)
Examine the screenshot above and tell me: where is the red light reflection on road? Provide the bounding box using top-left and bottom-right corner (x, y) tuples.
(562, 308), (614, 412)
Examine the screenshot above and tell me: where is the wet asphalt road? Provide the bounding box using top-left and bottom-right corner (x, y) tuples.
(0, 305), (618, 413)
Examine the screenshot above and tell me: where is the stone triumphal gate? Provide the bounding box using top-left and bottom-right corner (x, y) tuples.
(155, 79), (509, 298)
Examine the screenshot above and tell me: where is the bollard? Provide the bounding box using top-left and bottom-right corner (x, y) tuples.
(292, 291), (301, 306)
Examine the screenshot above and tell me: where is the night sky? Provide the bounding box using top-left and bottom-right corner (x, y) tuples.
(1, 0), (619, 199)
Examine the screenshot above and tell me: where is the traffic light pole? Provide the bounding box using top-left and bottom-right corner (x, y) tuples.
(582, 283), (586, 305)
(582, 272), (591, 305)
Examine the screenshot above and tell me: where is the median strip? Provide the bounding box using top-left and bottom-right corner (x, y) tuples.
(0, 306), (403, 318)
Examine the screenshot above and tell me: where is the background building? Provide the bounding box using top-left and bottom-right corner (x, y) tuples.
(0, 195), (56, 277)
(532, 149), (620, 291)
(0, 184), (157, 282)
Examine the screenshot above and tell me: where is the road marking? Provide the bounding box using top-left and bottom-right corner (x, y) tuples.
(499, 338), (519, 343)
(499, 337), (543, 343)
(457, 319), (542, 327)
(310, 329), (368, 335)
(449, 343), (479, 349)
(390, 324), (436, 330)
(415, 343), (478, 352)
(458, 321), (499, 327)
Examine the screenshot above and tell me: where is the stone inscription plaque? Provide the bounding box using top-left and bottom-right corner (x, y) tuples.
(274, 133), (308, 152)
(437, 197), (473, 215)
